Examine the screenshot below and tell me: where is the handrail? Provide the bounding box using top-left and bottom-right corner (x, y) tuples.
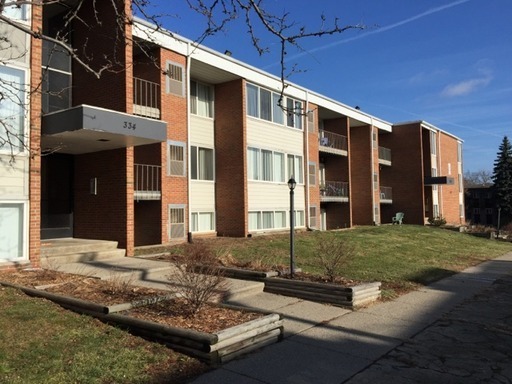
(318, 130), (348, 151)
(378, 146), (391, 162)
(134, 164), (161, 194)
(320, 181), (349, 197)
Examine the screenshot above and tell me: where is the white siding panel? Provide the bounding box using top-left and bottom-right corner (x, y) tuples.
(248, 182), (305, 211)
(190, 181), (215, 211)
(190, 115), (214, 147)
(247, 118), (303, 155)
(0, 23), (28, 65)
(0, 157), (28, 198)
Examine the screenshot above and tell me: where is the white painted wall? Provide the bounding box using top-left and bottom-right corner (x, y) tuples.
(190, 115), (214, 147)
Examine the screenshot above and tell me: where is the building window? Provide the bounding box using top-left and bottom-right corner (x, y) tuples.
(191, 212), (215, 232)
(433, 204), (439, 218)
(310, 206), (317, 228)
(248, 210), (287, 231)
(3, 3), (27, 20)
(246, 83), (303, 129)
(0, 203), (25, 260)
(430, 131), (437, 156)
(294, 210), (305, 227)
(191, 146), (214, 180)
(168, 142), (185, 176)
(308, 162), (316, 186)
(432, 168), (437, 191)
(166, 62), (185, 96)
(247, 147), (285, 183)
(190, 80), (213, 117)
(0, 66), (25, 152)
(457, 142), (462, 162)
(287, 154), (303, 184)
(169, 205), (185, 239)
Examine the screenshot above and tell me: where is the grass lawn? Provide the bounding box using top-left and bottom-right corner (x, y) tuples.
(0, 287), (208, 384)
(175, 225), (512, 298)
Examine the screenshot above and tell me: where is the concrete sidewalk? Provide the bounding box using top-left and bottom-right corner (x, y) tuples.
(190, 253), (512, 384)
(53, 252), (512, 383)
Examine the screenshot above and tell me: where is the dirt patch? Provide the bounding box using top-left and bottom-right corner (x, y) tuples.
(125, 300), (262, 334)
(44, 277), (168, 306)
(0, 269), (83, 287)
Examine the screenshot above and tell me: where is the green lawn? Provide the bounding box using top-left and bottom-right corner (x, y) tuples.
(0, 287), (208, 384)
(184, 225), (512, 298)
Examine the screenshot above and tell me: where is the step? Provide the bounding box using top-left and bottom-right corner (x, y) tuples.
(42, 249), (127, 267)
(41, 238), (121, 258)
(223, 279), (265, 302)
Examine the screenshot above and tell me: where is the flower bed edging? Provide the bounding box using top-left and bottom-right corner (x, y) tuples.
(263, 278), (381, 308)
(0, 280), (284, 365)
(104, 311), (283, 365)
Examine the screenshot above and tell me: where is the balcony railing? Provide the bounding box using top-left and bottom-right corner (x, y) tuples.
(320, 181), (349, 200)
(134, 164), (161, 200)
(380, 186), (392, 202)
(133, 77), (160, 119)
(319, 130), (348, 153)
(378, 146), (392, 165)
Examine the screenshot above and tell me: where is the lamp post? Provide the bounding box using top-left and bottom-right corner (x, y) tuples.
(497, 206), (502, 239)
(288, 177), (297, 278)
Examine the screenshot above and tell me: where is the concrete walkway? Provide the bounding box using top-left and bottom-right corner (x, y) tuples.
(52, 252), (512, 383)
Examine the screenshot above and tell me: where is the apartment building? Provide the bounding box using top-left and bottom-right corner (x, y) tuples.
(0, 1), (464, 270)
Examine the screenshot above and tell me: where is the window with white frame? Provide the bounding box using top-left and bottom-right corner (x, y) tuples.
(432, 168), (437, 190)
(457, 142), (462, 162)
(0, 66), (25, 152)
(294, 210), (305, 227)
(246, 83), (303, 129)
(433, 204), (439, 218)
(287, 154), (303, 183)
(247, 147), (285, 183)
(307, 110), (315, 133)
(166, 61), (185, 97)
(373, 172), (378, 190)
(169, 205), (185, 239)
(191, 212), (215, 232)
(168, 142), (185, 176)
(191, 146), (214, 180)
(0, 203), (25, 260)
(248, 210), (287, 231)
(430, 131), (437, 156)
(3, 3), (27, 20)
(190, 80), (213, 117)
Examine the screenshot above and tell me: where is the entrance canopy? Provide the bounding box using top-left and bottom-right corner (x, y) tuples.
(42, 104), (167, 154)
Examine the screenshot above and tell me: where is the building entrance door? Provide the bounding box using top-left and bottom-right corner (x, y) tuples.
(41, 154), (74, 239)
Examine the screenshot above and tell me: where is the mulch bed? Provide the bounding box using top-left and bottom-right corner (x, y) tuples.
(0, 268), (263, 334)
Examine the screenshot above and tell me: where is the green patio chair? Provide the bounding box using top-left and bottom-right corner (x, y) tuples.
(392, 212), (404, 225)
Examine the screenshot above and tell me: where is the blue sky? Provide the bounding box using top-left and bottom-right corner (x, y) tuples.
(147, 0), (512, 173)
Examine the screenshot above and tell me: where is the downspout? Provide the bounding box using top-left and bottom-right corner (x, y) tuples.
(186, 43), (192, 237)
(370, 117), (376, 225)
(305, 91), (310, 229)
(437, 130), (443, 219)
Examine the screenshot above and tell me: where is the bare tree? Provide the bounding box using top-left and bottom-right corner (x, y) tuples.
(464, 169), (493, 188)
(0, 0), (363, 159)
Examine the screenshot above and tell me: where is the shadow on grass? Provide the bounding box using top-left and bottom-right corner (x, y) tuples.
(408, 267), (457, 286)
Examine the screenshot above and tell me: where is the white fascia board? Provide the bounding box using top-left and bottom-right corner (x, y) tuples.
(133, 19), (392, 132)
(308, 93), (392, 132)
(397, 120), (463, 142)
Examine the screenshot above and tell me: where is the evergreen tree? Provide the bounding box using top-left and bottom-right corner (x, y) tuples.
(492, 136), (512, 224)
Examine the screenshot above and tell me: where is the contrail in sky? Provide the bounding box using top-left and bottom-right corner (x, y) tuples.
(269, 0), (472, 66)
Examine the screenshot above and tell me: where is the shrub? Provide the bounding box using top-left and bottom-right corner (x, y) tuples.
(168, 241), (227, 317)
(428, 216), (447, 226)
(316, 235), (356, 283)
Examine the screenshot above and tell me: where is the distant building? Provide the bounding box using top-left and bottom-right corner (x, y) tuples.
(465, 187), (497, 227)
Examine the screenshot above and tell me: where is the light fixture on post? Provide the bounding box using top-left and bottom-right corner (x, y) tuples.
(288, 177), (297, 278)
